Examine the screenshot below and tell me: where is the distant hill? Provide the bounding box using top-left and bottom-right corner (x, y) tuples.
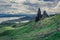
(0, 14), (60, 40)
(0, 13), (36, 18)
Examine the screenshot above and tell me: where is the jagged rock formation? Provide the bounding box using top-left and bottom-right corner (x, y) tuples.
(42, 10), (49, 18)
(35, 8), (42, 22)
(35, 8), (49, 22)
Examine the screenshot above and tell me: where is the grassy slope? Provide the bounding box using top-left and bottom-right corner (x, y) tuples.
(0, 15), (60, 40)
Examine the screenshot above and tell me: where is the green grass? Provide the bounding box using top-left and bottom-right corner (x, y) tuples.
(0, 14), (60, 40)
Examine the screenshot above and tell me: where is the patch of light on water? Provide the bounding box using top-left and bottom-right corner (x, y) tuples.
(21, 20), (29, 23)
(0, 16), (25, 23)
(15, 22), (20, 24)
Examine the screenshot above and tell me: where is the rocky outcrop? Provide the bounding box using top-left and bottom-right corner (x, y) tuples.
(35, 8), (49, 22)
(35, 8), (42, 22)
(42, 10), (49, 18)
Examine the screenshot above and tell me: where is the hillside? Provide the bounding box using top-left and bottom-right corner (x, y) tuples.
(0, 14), (60, 40)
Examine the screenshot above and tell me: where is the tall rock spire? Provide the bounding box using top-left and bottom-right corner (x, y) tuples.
(35, 8), (42, 22)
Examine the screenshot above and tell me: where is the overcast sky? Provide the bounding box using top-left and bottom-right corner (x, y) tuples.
(0, 0), (60, 14)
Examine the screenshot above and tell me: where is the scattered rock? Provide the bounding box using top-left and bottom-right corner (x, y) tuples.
(57, 28), (60, 32)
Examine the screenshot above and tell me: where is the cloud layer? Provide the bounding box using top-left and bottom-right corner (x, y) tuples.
(0, 0), (60, 14)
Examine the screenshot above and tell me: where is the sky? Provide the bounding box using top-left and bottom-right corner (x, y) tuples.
(0, 0), (60, 14)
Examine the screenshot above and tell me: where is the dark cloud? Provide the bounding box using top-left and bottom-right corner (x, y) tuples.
(44, 0), (54, 1)
(44, 0), (60, 2)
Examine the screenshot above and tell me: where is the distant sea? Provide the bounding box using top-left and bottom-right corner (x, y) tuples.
(0, 13), (36, 23)
(0, 16), (25, 23)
